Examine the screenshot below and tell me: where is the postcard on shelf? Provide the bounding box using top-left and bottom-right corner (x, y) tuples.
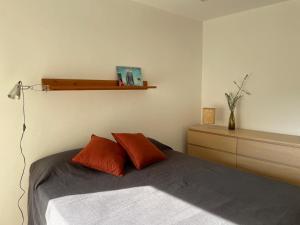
(116, 66), (143, 86)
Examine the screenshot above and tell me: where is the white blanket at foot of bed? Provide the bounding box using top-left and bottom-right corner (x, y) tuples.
(46, 186), (234, 225)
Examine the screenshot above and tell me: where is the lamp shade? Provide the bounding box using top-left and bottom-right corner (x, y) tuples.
(202, 108), (216, 124)
(8, 81), (22, 99)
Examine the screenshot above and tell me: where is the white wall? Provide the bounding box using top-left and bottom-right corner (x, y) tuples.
(202, 0), (300, 135)
(0, 0), (202, 224)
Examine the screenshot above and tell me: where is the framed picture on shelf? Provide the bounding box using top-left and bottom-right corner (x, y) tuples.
(116, 66), (143, 86)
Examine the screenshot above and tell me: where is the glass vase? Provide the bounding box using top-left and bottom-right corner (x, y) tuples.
(228, 110), (235, 130)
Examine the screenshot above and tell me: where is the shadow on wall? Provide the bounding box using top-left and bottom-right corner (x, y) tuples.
(214, 104), (226, 125)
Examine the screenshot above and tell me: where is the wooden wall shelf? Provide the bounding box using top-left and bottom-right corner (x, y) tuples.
(42, 79), (157, 91)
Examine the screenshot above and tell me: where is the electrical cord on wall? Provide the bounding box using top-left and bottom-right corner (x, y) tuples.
(18, 81), (27, 225)
(8, 81), (47, 225)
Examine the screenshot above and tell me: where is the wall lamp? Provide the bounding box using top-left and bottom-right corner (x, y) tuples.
(8, 81), (47, 225)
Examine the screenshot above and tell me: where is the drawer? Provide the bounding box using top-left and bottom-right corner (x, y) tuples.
(188, 144), (236, 167)
(188, 130), (237, 153)
(237, 155), (300, 186)
(237, 139), (300, 169)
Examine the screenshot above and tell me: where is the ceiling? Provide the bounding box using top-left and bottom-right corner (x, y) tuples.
(131, 0), (288, 21)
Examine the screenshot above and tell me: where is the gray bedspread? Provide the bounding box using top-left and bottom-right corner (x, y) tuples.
(28, 139), (300, 225)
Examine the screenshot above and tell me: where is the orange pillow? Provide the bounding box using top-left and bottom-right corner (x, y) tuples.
(72, 135), (126, 176)
(112, 133), (166, 169)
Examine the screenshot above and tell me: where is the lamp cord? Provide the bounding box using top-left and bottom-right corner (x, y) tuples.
(18, 81), (26, 225)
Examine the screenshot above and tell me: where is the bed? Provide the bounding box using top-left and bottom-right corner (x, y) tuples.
(28, 139), (300, 225)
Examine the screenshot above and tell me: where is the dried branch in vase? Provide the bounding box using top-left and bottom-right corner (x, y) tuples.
(225, 74), (251, 130)
(225, 74), (251, 112)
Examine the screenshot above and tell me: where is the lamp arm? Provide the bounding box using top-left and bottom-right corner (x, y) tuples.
(21, 85), (31, 90)
(22, 84), (48, 91)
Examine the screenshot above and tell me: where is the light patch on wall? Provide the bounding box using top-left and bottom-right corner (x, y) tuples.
(201, 0), (300, 135)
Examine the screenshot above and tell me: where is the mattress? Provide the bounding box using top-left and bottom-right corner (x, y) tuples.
(28, 139), (300, 225)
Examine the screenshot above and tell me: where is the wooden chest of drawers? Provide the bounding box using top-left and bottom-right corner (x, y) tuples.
(187, 125), (300, 186)
(187, 130), (237, 167)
